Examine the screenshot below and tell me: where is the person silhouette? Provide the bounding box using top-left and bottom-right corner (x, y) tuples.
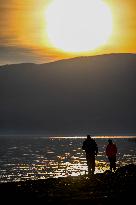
(82, 135), (98, 175)
(106, 139), (117, 172)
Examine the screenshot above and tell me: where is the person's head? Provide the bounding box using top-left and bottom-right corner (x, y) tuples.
(108, 139), (112, 144)
(87, 135), (91, 140)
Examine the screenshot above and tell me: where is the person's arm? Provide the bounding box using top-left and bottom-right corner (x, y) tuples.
(95, 142), (98, 155)
(82, 141), (86, 150)
(106, 145), (108, 156)
(114, 144), (117, 154)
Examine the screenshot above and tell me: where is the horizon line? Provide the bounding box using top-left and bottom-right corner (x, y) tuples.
(0, 52), (136, 67)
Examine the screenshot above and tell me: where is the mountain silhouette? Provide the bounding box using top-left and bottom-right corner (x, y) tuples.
(0, 53), (136, 135)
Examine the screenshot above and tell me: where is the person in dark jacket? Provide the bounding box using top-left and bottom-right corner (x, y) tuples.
(82, 135), (98, 175)
(106, 139), (117, 172)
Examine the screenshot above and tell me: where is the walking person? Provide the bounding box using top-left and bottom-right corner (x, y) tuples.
(82, 135), (98, 175)
(106, 139), (117, 172)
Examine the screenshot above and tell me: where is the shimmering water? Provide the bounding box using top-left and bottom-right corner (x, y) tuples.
(0, 136), (136, 183)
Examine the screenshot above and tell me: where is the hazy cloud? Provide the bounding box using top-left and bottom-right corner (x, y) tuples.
(0, 45), (52, 65)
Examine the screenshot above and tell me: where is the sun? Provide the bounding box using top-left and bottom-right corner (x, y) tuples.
(46, 0), (112, 53)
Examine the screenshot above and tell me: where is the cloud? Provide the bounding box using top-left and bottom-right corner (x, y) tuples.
(0, 1), (60, 65)
(0, 45), (52, 65)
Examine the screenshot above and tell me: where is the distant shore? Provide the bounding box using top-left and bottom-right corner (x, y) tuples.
(0, 134), (136, 138)
(0, 164), (135, 204)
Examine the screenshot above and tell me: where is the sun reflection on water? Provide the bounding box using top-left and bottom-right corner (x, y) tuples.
(0, 136), (135, 183)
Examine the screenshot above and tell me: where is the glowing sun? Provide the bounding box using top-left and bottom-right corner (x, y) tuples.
(46, 0), (112, 53)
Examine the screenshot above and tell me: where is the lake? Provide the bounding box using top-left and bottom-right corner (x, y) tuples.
(0, 136), (136, 183)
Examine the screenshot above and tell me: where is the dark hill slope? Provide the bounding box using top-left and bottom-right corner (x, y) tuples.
(0, 54), (136, 134)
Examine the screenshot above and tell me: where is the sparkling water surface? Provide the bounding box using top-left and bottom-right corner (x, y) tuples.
(0, 136), (135, 183)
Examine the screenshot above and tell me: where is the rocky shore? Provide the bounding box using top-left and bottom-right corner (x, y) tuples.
(0, 164), (135, 204)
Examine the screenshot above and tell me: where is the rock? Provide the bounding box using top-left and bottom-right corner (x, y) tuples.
(0, 164), (135, 204)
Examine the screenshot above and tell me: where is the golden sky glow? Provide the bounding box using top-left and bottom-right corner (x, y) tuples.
(0, 0), (136, 64)
(46, 0), (112, 53)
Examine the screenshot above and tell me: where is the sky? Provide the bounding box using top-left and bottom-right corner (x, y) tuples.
(0, 0), (136, 65)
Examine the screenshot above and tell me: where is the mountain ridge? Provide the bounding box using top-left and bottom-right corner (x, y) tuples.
(0, 53), (136, 135)
(0, 53), (136, 68)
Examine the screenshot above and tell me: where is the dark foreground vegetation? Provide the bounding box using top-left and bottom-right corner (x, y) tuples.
(0, 164), (135, 204)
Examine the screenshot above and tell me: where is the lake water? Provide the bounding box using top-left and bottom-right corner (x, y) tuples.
(0, 136), (136, 183)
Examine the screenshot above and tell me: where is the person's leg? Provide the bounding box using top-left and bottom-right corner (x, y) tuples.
(87, 154), (95, 175)
(91, 157), (95, 174)
(113, 156), (116, 172)
(86, 154), (91, 175)
(87, 161), (92, 175)
(110, 157), (116, 172)
(90, 155), (95, 174)
(108, 157), (113, 172)
(86, 154), (94, 175)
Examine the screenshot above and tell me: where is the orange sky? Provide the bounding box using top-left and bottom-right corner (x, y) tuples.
(0, 0), (136, 65)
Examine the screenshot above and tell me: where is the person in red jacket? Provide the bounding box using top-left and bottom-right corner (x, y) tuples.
(106, 139), (117, 172)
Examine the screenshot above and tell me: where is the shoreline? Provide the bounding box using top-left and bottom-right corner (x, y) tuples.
(0, 135), (136, 138)
(0, 164), (135, 204)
